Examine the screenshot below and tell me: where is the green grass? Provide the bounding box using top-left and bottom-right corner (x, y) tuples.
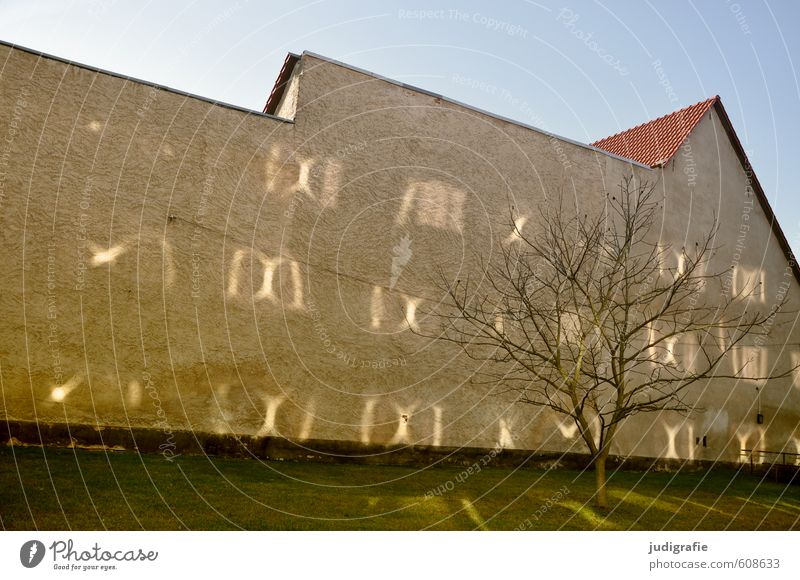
(1, 445), (798, 530)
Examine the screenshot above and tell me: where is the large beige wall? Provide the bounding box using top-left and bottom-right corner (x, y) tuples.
(1, 45), (797, 462)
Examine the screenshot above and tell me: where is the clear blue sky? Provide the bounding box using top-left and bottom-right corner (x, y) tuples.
(2, 0), (799, 251)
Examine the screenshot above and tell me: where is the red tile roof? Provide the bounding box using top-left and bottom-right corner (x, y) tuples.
(591, 96), (718, 166)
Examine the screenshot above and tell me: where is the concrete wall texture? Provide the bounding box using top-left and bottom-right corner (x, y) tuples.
(1, 42), (798, 463)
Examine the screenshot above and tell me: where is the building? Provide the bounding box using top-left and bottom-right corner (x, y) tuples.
(1, 40), (798, 465)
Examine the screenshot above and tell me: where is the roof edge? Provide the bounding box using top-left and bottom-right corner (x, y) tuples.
(0, 39), (294, 123)
(296, 50), (650, 169)
(263, 52), (300, 115)
(711, 99), (800, 285)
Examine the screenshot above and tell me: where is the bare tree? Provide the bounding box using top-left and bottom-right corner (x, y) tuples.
(426, 176), (795, 508)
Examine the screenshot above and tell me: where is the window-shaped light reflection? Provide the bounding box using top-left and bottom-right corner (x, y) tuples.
(663, 422), (680, 459)
(360, 399), (376, 445)
(498, 418), (514, 449)
(256, 395), (284, 437)
(397, 179), (465, 232)
(298, 399), (315, 441)
(432, 406), (443, 447)
(370, 286), (385, 330)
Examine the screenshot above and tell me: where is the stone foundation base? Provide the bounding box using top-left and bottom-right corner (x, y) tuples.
(2, 419), (761, 477)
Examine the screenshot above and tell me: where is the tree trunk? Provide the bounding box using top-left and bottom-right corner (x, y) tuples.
(594, 455), (608, 509)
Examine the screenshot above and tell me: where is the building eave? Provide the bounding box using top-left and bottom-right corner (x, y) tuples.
(292, 50), (651, 169)
(262, 52), (300, 115)
(0, 39), (294, 123)
(711, 99), (800, 286)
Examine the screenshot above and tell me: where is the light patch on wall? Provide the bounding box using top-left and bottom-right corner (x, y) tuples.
(793, 353), (800, 390)
(733, 267), (765, 301)
(792, 436), (800, 465)
(432, 406), (443, 447)
(716, 332), (729, 357)
(755, 427), (765, 453)
(389, 404), (417, 445)
(162, 240), (176, 287)
(213, 421), (230, 435)
(90, 243), (126, 267)
(211, 384), (232, 434)
(209, 389), (230, 434)
(264, 145), (286, 195)
(402, 296), (420, 332)
(229, 252), (305, 309)
(560, 312), (581, 341)
(755, 269), (766, 302)
(261, 256), (303, 308)
(227, 249), (245, 296)
(494, 314), (504, 335)
(126, 380), (142, 409)
(266, 146), (307, 201)
(683, 335), (697, 372)
(663, 337), (676, 364)
(554, 416), (578, 439)
(742, 427), (767, 463)
(397, 179), (465, 232)
(360, 399), (376, 444)
(498, 418), (514, 449)
(269, 153), (341, 208)
(50, 374), (82, 403)
(254, 256), (277, 300)
(663, 423), (680, 459)
(733, 346), (766, 380)
(285, 259), (305, 309)
(294, 160), (313, 200)
(320, 159), (341, 208)
(226, 249), (305, 309)
(646, 322), (656, 358)
(736, 429), (749, 460)
(215, 383), (230, 400)
(88, 120), (102, 132)
(298, 399), (316, 441)
(370, 285), (386, 330)
(688, 425), (695, 461)
(504, 215), (527, 244)
(256, 395), (285, 437)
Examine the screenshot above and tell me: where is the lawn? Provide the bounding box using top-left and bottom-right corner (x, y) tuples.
(1, 445), (798, 530)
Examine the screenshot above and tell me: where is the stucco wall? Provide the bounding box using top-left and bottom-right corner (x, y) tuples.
(1, 45), (797, 462)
